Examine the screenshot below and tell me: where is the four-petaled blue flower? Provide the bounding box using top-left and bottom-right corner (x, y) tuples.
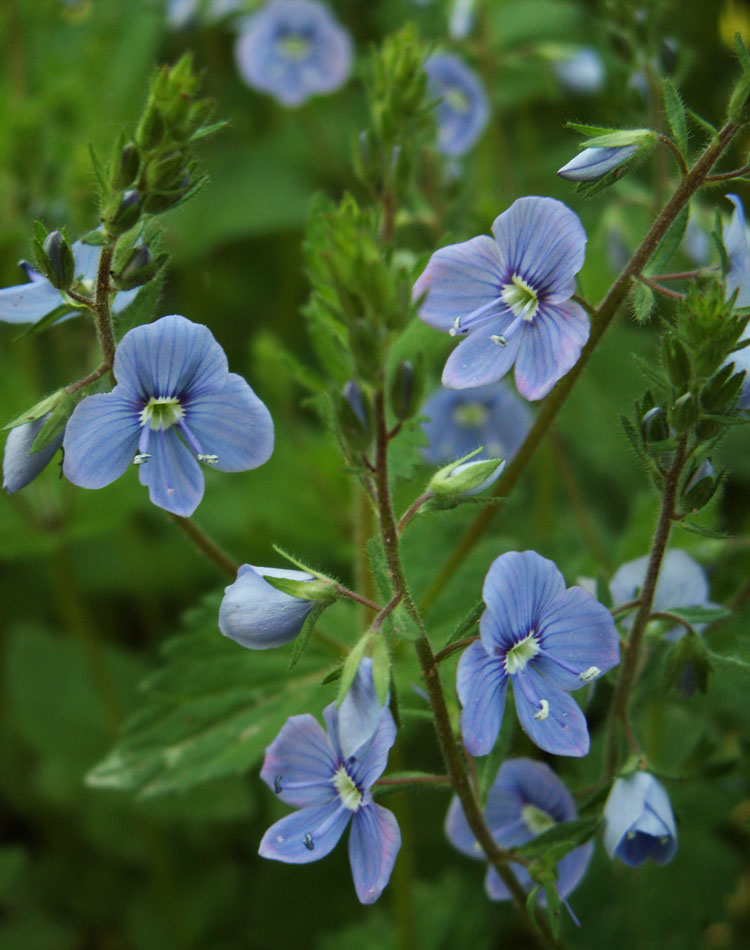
(557, 145), (637, 182)
(0, 240), (139, 325)
(457, 551), (619, 757)
(3, 414), (64, 494)
(446, 757), (593, 904)
(420, 382), (531, 465)
(424, 53), (489, 157)
(62, 314), (274, 516)
(259, 702), (401, 905)
(234, 0), (352, 107)
(414, 197), (589, 400)
(219, 565), (316, 650)
(603, 772), (677, 867)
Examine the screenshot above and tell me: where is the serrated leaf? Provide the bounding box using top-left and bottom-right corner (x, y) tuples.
(632, 281), (655, 323)
(371, 634), (390, 705)
(514, 816), (600, 862)
(665, 605), (732, 624)
(662, 79), (688, 157)
(646, 206), (689, 276)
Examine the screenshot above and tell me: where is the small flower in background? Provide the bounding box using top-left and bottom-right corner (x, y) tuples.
(62, 314), (274, 516)
(234, 0), (353, 107)
(339, 657), (390, 760)
(2, 414), (64, 494)
(723, 194), (750, 307)
(259, 702), (401, 905)
(681, 214), (712, 267)
(0, 240), (139, 325)
(420, 382), (531, 465)
(448, 0), (476, 40)
(553, 47), (605, 95)
(424, 53), (489, 157)
(446, 758), (593, 904)
(414, 197), (589, 400)
(557, 145), (637, 182)
(603, 772), (677, 867)
(165, 0), (244, 29)
(457, 551), (619, 757)
(219, 565), (317, 649)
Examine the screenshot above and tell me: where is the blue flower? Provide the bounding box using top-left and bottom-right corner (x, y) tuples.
(446, 758), (593, 903)
(553, 48), (605, 95)
(62, 314), (274, 516)
(557, 145), (637, 182)
(0, 240), (139, 325)
(457, 551), (619, 757)
(339, 657), (390, 760)
(424, 53), (489, 157)
(166, 0), (243, 29)
(3, 414), (64, 493)
(219, 565), (316, 650)
(420, 382), (531, 464)
(259, 702), (400, 904)
(234, 0), (352, 107)
(414, 197), (589, 400)
(723, 194), (750, 307)
(603, 772), (677, 867)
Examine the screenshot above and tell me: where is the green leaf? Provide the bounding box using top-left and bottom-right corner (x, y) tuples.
(336, 633), (373, 706)
(676, 520), (730, 539)
(367, 537), (392, 603)
(88, 142), (109, 192)
(514, 816), (600, 862)
(3, 389), (65, 431)
(686, 108), (719, 143)
(665, 605), (732, 624)
(371, 634), (390, 705)
(646, 206), (689, 276)
(705, 646), (750, 674)
(441, 600), (484, 649)
(371, 772), (449, 799)
(288, 600), (329, 671)
(632, 281), (655, 324)
(662, 79), (688, 156)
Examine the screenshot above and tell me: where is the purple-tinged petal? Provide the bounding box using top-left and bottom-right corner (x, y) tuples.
(138, 428), (204, 516)
(480, 551), (566, 652)
(339, 657), (389, 760)
(259, 800), (349, 864)
(534, 586), (619, 691)
(0, 279), (65, 324)
(557, 841), (594, 896)
(347, 708), (398, 791)
(113, 314), (229, 402)
(456, 640), (507, 756)
(260, 713), (338, 807)
(610, 549), (709, 616)
(413, 235), (507, 334)
(557, 145), (636, 182)
(3, 415), (64, 493)
(491, 758), (576, 826)
(724, 194), (750, 307)
(442, 321), (522, 389)
(183, 372), (274, 472)
(491, 197), (587, 301)
(513, 301), (589, 401)
(349, 802), (401, 904)
(62, 390), (141, 489)
(604, 773), (677, 867)
(219, 565), (315, 650)
(444, 794), (485, 860)
(513, 669), (590, 757)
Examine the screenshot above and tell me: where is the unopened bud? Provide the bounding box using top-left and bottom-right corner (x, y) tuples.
(335, 381), (372, 452)
(103, 189), (142, 236)
(390, 358), (424, 421)
(672, 392), (698, 432)
(109, 140), (141, 190)
(641, 406), (669, 444)
(681, 460), (718, 511)
(39, 230), (75, 289)
(430, 456), (505, 498)
(142, 171), (191, 214)
(113, 245), (165, 291)
(662, 335), (691, 390)
(136, 104), (164, 151)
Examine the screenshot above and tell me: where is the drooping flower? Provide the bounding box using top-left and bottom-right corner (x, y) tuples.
(62, 314), (274, 516)
(219, 565), (317, 650)
(420, 382), (531, 464)
(339, 657), (390, 760)
(553, 47), (605, 95)
(446, 758), (594, 903)
(259, 702), (400, 904)
(414, 197), (589, 400)
(234, 0), (352, 107)
(0, 240), (139, 325)
(603, 772), (677, 867)
(557, 145), (637, 182)
(424, 53), (489, 157)
(2, 414), (64, 493)
(457, 551), (619, 757)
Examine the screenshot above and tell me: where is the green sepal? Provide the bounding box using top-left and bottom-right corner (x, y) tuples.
(79, 229), (107, 246)
(4, 389), (66, 431)
(514, 815), (600, 862)
(662, 78), (688, 157)
(660, 633), (712, 695)
(30, 392), (78, 453)
(632, 281), (655, 324)
(288, 600), (330, 671)
(337, 633), (374, 706)
(262, 573), (336, 602)
(441, 600), (484, 649)
(579, 128), (656, 150)
(271, 543), (336, 583)
(371, 634), (390, 705)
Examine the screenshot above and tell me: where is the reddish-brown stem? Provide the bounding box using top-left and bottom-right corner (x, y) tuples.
(397, 491), (434, 535)
(435, 635), (480, 664)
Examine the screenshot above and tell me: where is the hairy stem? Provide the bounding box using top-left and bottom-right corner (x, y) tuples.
(93, 243), (117, 369)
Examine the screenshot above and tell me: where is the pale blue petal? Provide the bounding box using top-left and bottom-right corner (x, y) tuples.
(0, 279), (65, 324)
(113, 315), (228, 402)
(349, 803), (401, 904)
(513, 301), (589, 401)
(605, 772), (677, 866)
(725, 325), (750, 409)
(425, 53), (489, 157)
(219, 565), (314, 650)
(724, 194), (750, 307)
(339, 657), (389, 760)
(413, 236), (507, 333)
(491, 758), (576, 826)
(485, 862), (531, 901)
(258, 801), (349, 864)
(444, 795), (484, 860)
(457, 640), (507, 756)
(111, 286), (140, 315)
(557, 841), (594, 896)
(260, 713), (338, 807)
(557, 145), (636, 182)
(554, 48), (605, 94)
(610, 549), (709, 616)
(182, 372), (274, 472)
(491, 197), (587, 300)
(138, 428), (204, 516)
(62, 390), (141, 489)
(480, 551), (566, 652)
(71, 239), (102, 280)
(513, 669), (590, 756)
(603, 774), (648, 859)
(3, 415), (64, 493)
(534, 586), (620, 690)
(442, 321), (522, 389)
(348, 708), (398, 791)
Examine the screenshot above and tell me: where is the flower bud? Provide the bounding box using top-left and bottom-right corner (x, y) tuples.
(145, 149), (188, 192)
(38, 230), (75, 290)
(103, 189), (142, 236)
(640, 406), (669, 444)
(662, 335), (691, 390)
(335, 381), (373, 452)
(429, 456), (505, 498)
(135, 104), (164, 151)
(108, 139), (141, 190)
(389, 358), (424, 421)
(558, 144), (637, 182)
(603, 773), (677, 867)
(348, 319), (384, 383)
(700, 364), (746, 412)
(3, 414), (65, 494)
(681, 459), (717, 511)
(113, 245), (166, 291)
(142, 172), (191, 214)
(672, 392), (698, 432)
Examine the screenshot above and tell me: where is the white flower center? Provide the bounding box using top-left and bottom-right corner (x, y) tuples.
(504, 632), (540, 675)
(501, 274), (539, 321)
(139, 396), (184, 431)
(333, 766), (363, 811)
(453, 403), (489, 428)
(444, 85), (471, 113)
(521, 803), (557, 835)
(278, 34), (310, 59)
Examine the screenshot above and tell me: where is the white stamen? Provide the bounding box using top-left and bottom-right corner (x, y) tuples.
(580, 666), (601, 683)
(198, 453), (219, 464)
(333, 766), (363, 811)
(139, 396), (184, 431)
(504, 632), (541, 675)
(449, 316), (462, 337)
(133, 452), (152, 465)
(501, 273), (539, 321)
(534, 699), (550, 721)
(491, 334), (507, 346)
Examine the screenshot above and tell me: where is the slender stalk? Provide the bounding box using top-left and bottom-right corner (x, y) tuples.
(335, 585), (382, 613)
(168, 514), (239, 578)
(397, 490), (434, 534)
(376, 774), (452, 787)
(420, 120), (740, 613)
(93, 243), (117, 369)
(705, 163), (750, 182)
(435, 635), (479, 664)
(636, 274), (685, 301)
(65, 363), (110, 395)
(604, 438), (688, 778)
(656, 133), (689, 177)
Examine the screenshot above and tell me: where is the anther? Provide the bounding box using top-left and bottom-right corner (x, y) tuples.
(274, 776), (283, 794)
(491, 334), (507, 347)
(534, 698), (550, 721)
(133, 452), (152, 465)
(580, 666), (601, 683)
(198, 453), (219, 464)
(303, 832), (314, 851)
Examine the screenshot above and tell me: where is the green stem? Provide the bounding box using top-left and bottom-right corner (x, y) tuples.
(168, 514), (239, 578)
(93, 243), (117, 369)
(419, 120), (740, 613)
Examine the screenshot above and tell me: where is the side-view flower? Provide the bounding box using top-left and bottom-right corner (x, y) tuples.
(2, 414), (64, 494)
(62, 314), (274, 516)
(424, 52), (489, 157)
(603, 772), (677, 867)
(457, 550), (619, 757)
(219, 565), (316, 649)
(259, 702), (401, 905)
(414, 197), (589, 400)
